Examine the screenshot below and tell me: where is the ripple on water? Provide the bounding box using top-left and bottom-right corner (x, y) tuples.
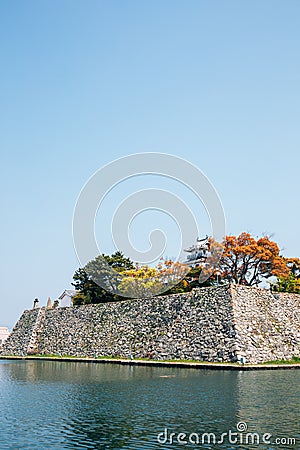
(0, 361), (299, 449)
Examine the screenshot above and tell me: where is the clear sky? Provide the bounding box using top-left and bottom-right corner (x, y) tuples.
(1, 1), (299, 328)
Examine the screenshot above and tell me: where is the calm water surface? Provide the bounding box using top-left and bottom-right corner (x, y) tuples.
(0, 360), (299, 449)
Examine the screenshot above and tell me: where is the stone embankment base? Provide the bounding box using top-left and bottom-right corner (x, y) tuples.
(1, 355), (300, 371)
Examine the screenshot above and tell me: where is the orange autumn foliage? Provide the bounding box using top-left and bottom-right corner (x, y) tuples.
(219, 232), (289, 286)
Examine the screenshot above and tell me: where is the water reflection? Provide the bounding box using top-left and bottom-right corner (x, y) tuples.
(0, 361), (299, 449)
(236, 371), (300, 449)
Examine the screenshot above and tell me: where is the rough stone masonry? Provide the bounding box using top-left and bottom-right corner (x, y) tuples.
(2, 285), (300, 363)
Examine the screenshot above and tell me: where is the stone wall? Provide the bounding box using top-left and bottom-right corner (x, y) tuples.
(2, 285), (300, 363)
(2, 308), (40, 356)
(231, 285), (300, 363)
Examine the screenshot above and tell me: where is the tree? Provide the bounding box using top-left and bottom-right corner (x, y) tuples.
(118, 265), (163, 298)
(185, 265), (216, 288)
(218, 232), (289, 286)
(73, 253), (192, 303)
(285, 257), (300, 278)
(72, 252), (134, 305)
(117, 260), (191, 298)
(274, 257), (300, 293)
(72, 236), (298, 303)
(274, 274), (300, 294)
(157, 259), (190, 292)
(72, 267), (103, 304)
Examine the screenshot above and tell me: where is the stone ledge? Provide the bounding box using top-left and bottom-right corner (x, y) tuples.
(1, 356), (300, 371)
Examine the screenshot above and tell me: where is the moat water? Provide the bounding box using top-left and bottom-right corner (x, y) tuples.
(0, 360), (299, 449)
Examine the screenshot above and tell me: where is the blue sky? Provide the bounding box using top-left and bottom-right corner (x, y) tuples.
(1, 1), (300, 328)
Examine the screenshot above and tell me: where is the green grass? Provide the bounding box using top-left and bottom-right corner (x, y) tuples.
(26, 354), (233, 364)
(3, 354), (300, 365)
(132, 357), (236, 364)
(27, 354), (88, 359)
(31, 355), (241, 365)
(263, 356), (300, 365)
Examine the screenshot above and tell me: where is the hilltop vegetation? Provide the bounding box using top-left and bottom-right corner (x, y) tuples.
(72, 233), (300, 305)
